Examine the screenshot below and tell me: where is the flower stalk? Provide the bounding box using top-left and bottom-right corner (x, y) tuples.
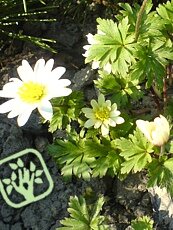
(135, 0), (148, 42)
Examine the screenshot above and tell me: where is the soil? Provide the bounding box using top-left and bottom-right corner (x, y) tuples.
(0, 2), (172, 230)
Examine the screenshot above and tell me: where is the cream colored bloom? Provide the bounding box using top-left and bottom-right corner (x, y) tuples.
(82, 94), (124, 136)
(0, 59), (72, 126)
(136, 115), (170, 146)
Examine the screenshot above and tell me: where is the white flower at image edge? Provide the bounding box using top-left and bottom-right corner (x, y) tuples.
(0, 59), (72, 126)
(136, 115), (170, 146)
(83, 33), (112, 74)
(82, 94), (124, 136)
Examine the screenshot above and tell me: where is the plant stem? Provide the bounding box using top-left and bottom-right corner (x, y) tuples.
(22, 0), (27, 13)
(135, 0), (148, 42)
(160, 145), (165, 158)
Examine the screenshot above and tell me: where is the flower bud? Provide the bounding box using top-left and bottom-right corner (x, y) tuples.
(136, 115), (170, 146)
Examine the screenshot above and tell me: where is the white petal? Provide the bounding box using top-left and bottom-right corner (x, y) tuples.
(84, 119), (95, 128)
(45, 59), (54, 72)
(0, 99), (15, 113)
(152, 130), (165, 146)
(94, 120), (102, 128)
(8, 110), (20, 118)
(98, 30), (105, 35)
(34, 59), (46, 80)
(111, 103), (117, 110)
(83, 45), (91, 51)
(103, 63), (112, 74)
(101, 124), (109, 136)
(17, 110), (33, 126)
(82, 108), (94, 118)
(0, 80), (22, 98)
(34, 59), (45, 71)
(114, 116), (125, 124)
(50, 87), (72, 98)
(152, 115), (170, 145)
(98, 94), (105, 105)
(91, 61), (100, 69)
(110, 110), (120, 117)
(38, 100), (53, 121)
(91, 99), (99, 109)
(108, 118), (116, 127)
(82, 108), (92, 113)
(51, 67), (66, 80)
(154, 115), (170, 135)
(105, 100), (111, 107)
(86, 33), (94, 44)
(0, 90), (16, 99)
(47, 79), (72, 98)
(57, 79), (71, 87)
(17, 60), (34, 82)
(136, 120), (155, 142)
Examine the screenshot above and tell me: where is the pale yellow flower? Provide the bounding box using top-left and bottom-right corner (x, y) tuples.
(136, 115), (170, 146)
(82, 94), (124, 136)
(0, 59), (72, 126)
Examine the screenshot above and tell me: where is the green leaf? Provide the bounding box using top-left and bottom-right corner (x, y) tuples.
(116, 2), (139, 30)
(157, 0), (173, 32)
(49, 91), (84, 133)
(17, 158), (24, 168)
(90, 195), (105, 221)
(57, 195), (108, 230)
(95, 70), (142, 107)
(116, 128), (153, 174)
(131, 38), (173, 90)
(6, 185), (13, 195)
(9, 163), (18, 170)
(30, 161), (36, 172)
(85, 139), (123, 178)
(85, 17), (136, 76)
(34, 178), (43, 184)
(48, 135), (95, 180)
(94, 71), (121, 94)
(147, 157), (173, 196)
(131, 215), (154, 230)
(2, 178), (11, 185)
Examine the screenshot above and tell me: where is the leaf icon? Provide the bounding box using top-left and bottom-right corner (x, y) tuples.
(30, 161), (36, 172)
(11, 172), (17, 181)
(6, 185), (13, 195)
(9, 163), (18, 170)
(2, 178), (11, 185)
(35, 170), (43, 177)
(17, 158), (24, 168)
(34, 178), (43, 184)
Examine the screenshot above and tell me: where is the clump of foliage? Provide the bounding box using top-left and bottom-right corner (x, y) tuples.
(131, 216), (154, 230)
(48, 0), (173, 198)
(0, 0), (56, 52)
(57, 194), (108, 230)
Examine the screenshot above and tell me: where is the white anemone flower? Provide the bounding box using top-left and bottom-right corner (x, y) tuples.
(136, 115), (170, 146)
(82, 94), (124, 136)
(0, 58), (72, 126)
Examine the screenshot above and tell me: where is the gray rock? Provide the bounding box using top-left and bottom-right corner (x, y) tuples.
(11, 223), (23, 230)
(0, 221), (10, 230)
(149, 186), (173, 229)
(72, 66), (96, 90)
(115, 173), (147, 208)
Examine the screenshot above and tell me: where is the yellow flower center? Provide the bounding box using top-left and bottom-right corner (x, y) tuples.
(94, 107), (110, 121)
(18, 81), (46, 103)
